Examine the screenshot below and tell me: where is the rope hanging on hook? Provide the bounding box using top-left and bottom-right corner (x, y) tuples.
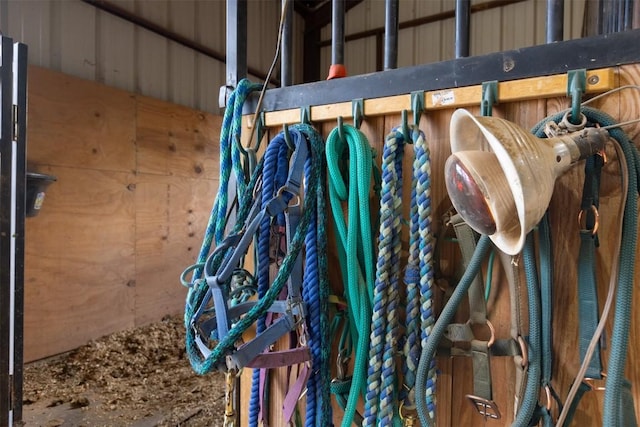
(326, 120), (379, 427)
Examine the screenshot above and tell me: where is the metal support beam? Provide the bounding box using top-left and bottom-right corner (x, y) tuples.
(455, 0), (471, 58)
(0, 36), (27, 427)
(546, 0), (564, 42)
(281, 0), (293, 87)
(331, 0), (345, 66)
(384, 0), (399, 70)
(222, 0), (248, 106)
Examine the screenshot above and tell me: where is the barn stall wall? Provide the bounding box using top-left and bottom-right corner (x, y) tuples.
(235, 34), (640, 425)
(1, 0), (302, 113)
(24, 66), (220, 362)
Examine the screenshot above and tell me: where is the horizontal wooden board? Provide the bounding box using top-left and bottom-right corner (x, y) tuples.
(257, 68), (616, 128)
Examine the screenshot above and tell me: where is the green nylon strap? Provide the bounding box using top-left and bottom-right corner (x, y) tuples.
(326, 123), (377, 427)
(578, 229), (603, 379)
(449, 214), (495, 408)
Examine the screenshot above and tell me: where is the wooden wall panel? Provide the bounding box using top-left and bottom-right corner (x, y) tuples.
(136, 96), (220, 180)
(24, 66), (220, 361)
(24, 166), (137, 362)
(245, 63), (640, 426)
(27, 66), (136, 172)
(133, 175), (217, 327)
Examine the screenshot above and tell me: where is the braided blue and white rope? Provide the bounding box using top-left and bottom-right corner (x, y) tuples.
(402, 127), (437, 420)
(364, 128), (405, 426)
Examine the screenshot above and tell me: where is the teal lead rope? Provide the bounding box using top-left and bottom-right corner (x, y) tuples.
(533, 107), (640, 427)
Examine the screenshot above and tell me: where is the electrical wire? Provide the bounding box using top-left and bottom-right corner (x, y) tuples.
(245, 0), (290, 151)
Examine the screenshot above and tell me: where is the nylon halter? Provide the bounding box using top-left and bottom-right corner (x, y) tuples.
(182, 123), (331, 427)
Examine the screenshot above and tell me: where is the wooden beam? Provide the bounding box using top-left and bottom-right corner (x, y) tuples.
(247, 68), (615, 128)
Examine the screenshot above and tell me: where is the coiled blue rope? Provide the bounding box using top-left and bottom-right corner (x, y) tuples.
(248, 135), (290, 426)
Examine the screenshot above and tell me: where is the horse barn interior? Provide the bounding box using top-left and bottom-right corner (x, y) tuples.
(2, 0), (640, 426)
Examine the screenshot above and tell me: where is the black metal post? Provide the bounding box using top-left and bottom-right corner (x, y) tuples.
(546, 0), (564, 42)
(384, 0), (399, 70)
(220, 0), (247, 107)
(331, 0), (345, 67)
(281, 0), (293, 87)
(10, 40), (27, 426)
(0, 36), (27, 427)
(455, 0), (470, 58)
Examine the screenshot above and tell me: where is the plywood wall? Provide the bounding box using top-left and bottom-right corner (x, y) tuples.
(24, 66), (220, 362)
(245, 63), (640, 425)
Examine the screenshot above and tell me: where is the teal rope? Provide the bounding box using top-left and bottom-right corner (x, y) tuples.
(533, 107), (640, 426)
(185, 79), (261, 323)
(415, 235), (492, 426)
(326, 123), (377, 427)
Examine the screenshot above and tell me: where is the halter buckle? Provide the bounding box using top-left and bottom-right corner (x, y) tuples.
(466, 394), (501, 420)
(584, 372), (607, 391)
(578, 205), (599, 235)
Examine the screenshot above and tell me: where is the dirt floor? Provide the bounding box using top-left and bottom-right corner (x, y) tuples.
(20, 315), (227, 427)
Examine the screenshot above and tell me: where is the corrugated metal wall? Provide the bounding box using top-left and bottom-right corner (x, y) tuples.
(0, 0), (613, 112)
(1, 0), (301, 113)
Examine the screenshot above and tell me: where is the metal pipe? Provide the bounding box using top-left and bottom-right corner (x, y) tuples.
(331, 0), (345, 66)
(319, 0), (527, 48)
(546, 0), (564, 42)
(455, 0), (470, 58)
(226, 0), (247, 89)
(384, 0), (399, 70)
(281, 0), (293, 87)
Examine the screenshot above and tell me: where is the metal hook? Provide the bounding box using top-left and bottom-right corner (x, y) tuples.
(352, 98), (364, 129)
(337, 116), (347, 143)
(401, 110), (410, 141)
(481, 81), (498, 117)
(411, 91), (424, 127)
(567, 69), (586, 126)
(282, 123), (295, 151)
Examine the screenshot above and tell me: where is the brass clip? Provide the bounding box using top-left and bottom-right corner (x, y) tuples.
(224, 370), (238, 426)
